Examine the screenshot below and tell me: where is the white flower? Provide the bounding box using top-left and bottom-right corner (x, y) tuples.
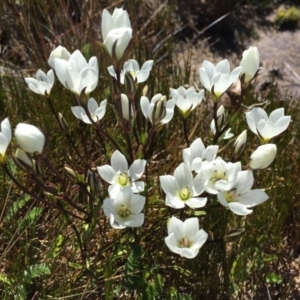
(48, 46), (71, 69)
(199, 59), (242, 98)
(108, 59), (154, 84)
(159, 163), (207, 209)
(170, 86), (204, 118)
(101, 8), (132, 60)
(210, 105), (234, 139)
(103, 187), (145, 229)
(165, 216), (208, 259)
(246, 107), (291, 142)
(71, 98), (107, 124)
(249, 144), (277, 169)
(201, 158), (241, 195)
(25, 69), (54, 95)
(15, 123), (45, 154)
(120, 94), (135, 121)
(0, 118), (12, 161)
(217, 170), (268, 215)
(240, 46), (260, 84)
(140, 94), (175, 125)
(53, 49), (98, 96)
(101, 8), (131, 41)
(97, 150), (146, 198)
(182, 138), (218, 173)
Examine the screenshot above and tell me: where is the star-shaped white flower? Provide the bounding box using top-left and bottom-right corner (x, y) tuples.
(52, 49), (98, 96)
(201, 158), (241, 195)
(170, 86), (204, 118)
(159, 163), (207, 209)
(199, 59), (242, 98)
(108, 59), (154, 84)
(217, 170), (268, 215)
(165, 216), (208, 259)
(246, 107), (291, 142)
(71, 98), (107, 124)
(182, 138), (219, 173)
(103, 187), (145, 229)
(97, 150), (146, 198)
(25, 69), (55, 95)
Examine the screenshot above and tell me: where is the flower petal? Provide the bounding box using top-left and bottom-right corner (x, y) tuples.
(97, 165), (116, 183)
(228, 202), (253, 215)
(111, 150), (128, 172)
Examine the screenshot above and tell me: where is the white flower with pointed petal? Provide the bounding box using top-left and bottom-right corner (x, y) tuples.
(249, 144), (277, 169)
(15, 123), (45, 154)
(140, 93), (175, 125)
(240, 46), (260, 84)
(165, 216), (208, 259)
(199, 59), (242, 99)
(170, 86), (204, 118)
(201, 158), (241, 195)
(210, 105), (234, 140)
(0, 118), (12, 162)
(97, 150), (146, 198)
(246, 107), (291, 142)
(218, 170), (268, 215)
(101, 8), (131, 42)
(182, 138), (218, 173)
(108, 59), (154, 84)
(53, 49), (99, 96)
(160, 163), (207, 209)
(101, 8), (132, 61)
(103, 187), (145, 229)
(71, 98), (107, 124)
(25, 69), (55, 95)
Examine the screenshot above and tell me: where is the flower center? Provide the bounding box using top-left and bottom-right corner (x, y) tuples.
(118, 172), (131, 187)
(118, 204), (131, 218)
(179, 187), (190, 201)
(129, 70), (136, 80)
(180, 238), (190, 248)
(225, 190), (237, 203)
(210, 170), (227, 184)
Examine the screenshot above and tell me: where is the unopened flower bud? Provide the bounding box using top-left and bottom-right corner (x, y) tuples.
(142, 85), (148, 97)
(87, 170), (102, 194)
(240, 46), (260, 84)
(124, 72), (136, 95)
(223, 227), (245, 242)
(249, 143), (277, 169)
(32, 159), (43, 176)
(234, 130), (247, 154)
(15, 123), (45, 154)
(58, 112), (68, 130)
(152, 95), (167, 125)
(121, 94), (135, 121)
(64, 164), (77, 181)
(13, 148), (32, 170)
(216, 105), (226, 128)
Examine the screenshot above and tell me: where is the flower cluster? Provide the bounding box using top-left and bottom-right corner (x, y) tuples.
(0, 5), (291, 265)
